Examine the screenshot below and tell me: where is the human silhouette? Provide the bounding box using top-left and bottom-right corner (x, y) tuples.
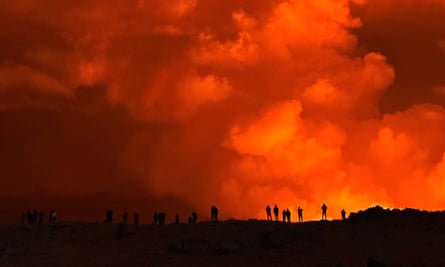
(273, 205), (279, 221)
(321, 203), (327, 220)
(32, 210), (38, 224)
(49, 210), (56, 224)
(48, 210), (52, 224)
(123, 212), (129, 224)
(38, 211), (44, 224)
(266, 205), (272, 221)
(158, 212), (166, 225)
(134, 213), (139, 225)
(341, 209), (346, 220)
(104, 210), (113, 224)
(175, 214), (179, 224)
(210, 205), (219, 223)
(210, 205), (215, 222)
(188, 216), (192, 224)
(298, 206), (303, 222)
(192, 212), (198, 224)
(286, 209), (291, 223)
(153, 212), (158, 225)
(26, 210), (32, 224)
(214, 206), (219, 222)
(282, 209), (286, 222)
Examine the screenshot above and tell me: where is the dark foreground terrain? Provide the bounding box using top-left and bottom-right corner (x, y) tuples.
(1, 207), (445, 267)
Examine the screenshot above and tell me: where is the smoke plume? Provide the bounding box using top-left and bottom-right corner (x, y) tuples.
(1, 0), (445, 222)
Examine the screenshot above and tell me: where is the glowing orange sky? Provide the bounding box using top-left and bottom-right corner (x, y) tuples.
(1, 0), (445, 223)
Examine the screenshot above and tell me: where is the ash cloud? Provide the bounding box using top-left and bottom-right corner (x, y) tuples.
(1, 0), (445, 222)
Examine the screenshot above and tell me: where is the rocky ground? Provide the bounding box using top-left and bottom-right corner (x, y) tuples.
(1, 207), (445, 266)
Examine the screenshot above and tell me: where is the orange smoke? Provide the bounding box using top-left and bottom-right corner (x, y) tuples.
(1, 0), (445, 223)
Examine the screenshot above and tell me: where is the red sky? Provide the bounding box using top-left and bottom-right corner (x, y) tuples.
(1, 0), (445, 224)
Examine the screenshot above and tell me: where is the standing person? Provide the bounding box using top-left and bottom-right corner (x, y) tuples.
(122, 212), (128, 224)
(49, 210), (57, 224)
(298, 206), (303, 223)
(192, 212), (198, 224)
(134, 213), (139, 225)
(214, 206), (219, 222)
(286, 209), (291, 223)
(175, 214), (179, 224)
(38, 211), (44, 224)
(273, 205), (279, 221)
(32, 210), (38, 224)
(153, 212), (158, 225)
(321, 203), (327, 221)
(210, 205), (217, 222)
(158, 212), (166, 225)
(341, 209), (346, 220)
(266, 205), (272, 221)
(282, 209), (286, 222)
(104, 210), (113, 224)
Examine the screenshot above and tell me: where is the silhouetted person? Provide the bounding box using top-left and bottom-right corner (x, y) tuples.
(286, 209), (291, 223)
(47, 210), (52, 224)
(104, 210), (113, 224)
(32, 210), (38, 224)
(298, 206), (303, 222)
(273, 205), (279, 221)
(211, 205), (219, 222)
(211, 205), (215, 222)
(175, 214), (179, 224)
(266, 205), (272, 221)
(321, 203), (327, 221)
(122, 212), (128, 224)
(49, 210), (56, 224)
(158, 212), (166, 225)
(26, 210), (32, 224)
(192, 212), (198, 224)
(38, 211), (44, 224)
(188, 216), (192, 224)
(134, 213), (139, 225)
(153, 212), (158, 225)
(341, 209), (346, 220)
(282, 209), (286, 222)
(214, 207), (219, 222)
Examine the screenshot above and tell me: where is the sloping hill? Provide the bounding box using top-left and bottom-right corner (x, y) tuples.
(1, 208), (445, 266)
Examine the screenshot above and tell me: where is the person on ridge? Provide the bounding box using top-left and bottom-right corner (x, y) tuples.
(285, 209), (291, 223)
(266, 205), (272, 221)
(298, 206), (303, 223)
(273, 205), (279, 221)
(122, 212), (128, 224)
(134, 213), (139, 225)
(341, 209), (346, 220)
(321, 203), (328, 221)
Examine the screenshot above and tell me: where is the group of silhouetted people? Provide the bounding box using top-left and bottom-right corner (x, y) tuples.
(265, 203), (347, 222)
(188, 212), (198, 224)
(153, 212), (167, 225)
(22, 203), (349, 226)
(281, 208), (291, 223)
(23, 210), (56, 225)
(266, 205), (292, 223)
(104, 210), (140, 225)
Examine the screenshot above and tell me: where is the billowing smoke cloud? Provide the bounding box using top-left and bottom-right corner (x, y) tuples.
(1, 0), (445, 223)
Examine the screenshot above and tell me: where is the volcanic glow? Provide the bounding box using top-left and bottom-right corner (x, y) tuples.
(1, 0), (445, 223)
